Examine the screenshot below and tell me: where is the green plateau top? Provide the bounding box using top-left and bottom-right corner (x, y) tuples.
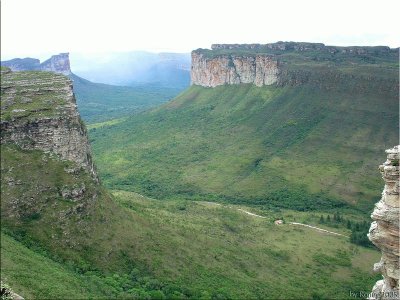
(1, 69), (75, 121)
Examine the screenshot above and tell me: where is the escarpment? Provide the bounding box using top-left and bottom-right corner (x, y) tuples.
(191, 42), (398, 88)
(368, 146), (399, 300)
(0, 67), (97, 180)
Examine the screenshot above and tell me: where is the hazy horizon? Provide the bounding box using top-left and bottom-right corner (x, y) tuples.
(2, 41), (399, 62)
(1, 0), (399, 61)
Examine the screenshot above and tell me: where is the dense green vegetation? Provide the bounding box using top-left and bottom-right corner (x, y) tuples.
(350, 221), (374, 248)
(318, 213), (375, 248)
(89, 77), (398, 214)
(1, 182), (382, 299)
(70, 74), (184, 123)
(0, 133), (381, 299)
(2, 47), (397, 299)
(196, 44), (398, 67)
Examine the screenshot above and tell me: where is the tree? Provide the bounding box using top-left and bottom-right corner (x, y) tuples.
(336, 212), (341, 222)
(347, 220), (352, 229)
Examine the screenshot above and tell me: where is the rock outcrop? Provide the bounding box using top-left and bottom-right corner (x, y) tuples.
(0, 68), (97, 180)
(1, 281), (24, 300)
(191, 52), (280, 87)
(1, 53), (71, 75)
(368, 146), (399, 300)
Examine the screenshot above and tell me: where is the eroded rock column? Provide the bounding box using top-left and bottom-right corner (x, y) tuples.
(368, 145), (399, 300)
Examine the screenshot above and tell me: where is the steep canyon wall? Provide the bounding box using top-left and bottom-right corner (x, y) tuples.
(0, 68), (97, 180)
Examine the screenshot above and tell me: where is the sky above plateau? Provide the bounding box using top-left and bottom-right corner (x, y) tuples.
(1, 0), (399, 60)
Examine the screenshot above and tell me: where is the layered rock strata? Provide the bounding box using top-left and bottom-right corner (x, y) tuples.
(191, 52), (279, 87)
(368, 146), (399, 300)
(0, 68), (97, 180)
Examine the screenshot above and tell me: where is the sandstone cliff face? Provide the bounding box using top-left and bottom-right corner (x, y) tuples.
(191, 52), (279, 87)
(368, 146), (399, 300)
(1, 53), (71, 75)
(0, 68), (97, 180)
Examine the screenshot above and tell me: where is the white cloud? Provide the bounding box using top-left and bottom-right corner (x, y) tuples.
(1, 0), (399, 59)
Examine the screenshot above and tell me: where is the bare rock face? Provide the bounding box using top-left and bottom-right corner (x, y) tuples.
(39, 53), (71, 75)
(0, 69), (97, 181)
(368, 146), (399, 300)
(191, 52), (280, 87)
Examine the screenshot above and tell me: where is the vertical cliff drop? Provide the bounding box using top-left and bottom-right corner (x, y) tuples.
(1, 67), (97, 180)
(368, 146), (399, 300)
(191, 52), (280, 87)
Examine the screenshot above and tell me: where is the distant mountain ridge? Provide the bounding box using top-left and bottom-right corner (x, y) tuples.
(1, 51), (191, 88)
(1, 54), (185, 123)
(1, 53), (71, 75)
(71, 51), (191, 88)
(70, 51), (191, 87)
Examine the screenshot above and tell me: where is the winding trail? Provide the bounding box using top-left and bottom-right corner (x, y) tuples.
(287, 222), (349, 237)
(201, 201), (349, 238)
(237, 208), (267, 218)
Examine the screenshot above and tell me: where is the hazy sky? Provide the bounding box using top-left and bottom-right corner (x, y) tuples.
(1, 0), (399, 60)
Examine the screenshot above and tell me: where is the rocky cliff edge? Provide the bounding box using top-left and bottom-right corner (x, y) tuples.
(0, 67), (97, 181)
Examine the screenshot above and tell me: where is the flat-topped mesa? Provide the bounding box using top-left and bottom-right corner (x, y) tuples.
(211, 42), (394, 55)
(191, 42), (398, 88)
(1, 53), (71, 75)
(0, 68), (97, 181)
(368, 146), (399, 300)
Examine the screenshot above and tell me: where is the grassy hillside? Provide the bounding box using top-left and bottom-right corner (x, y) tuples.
(89, 75), (398, 213)
(70, 74), (183, 123)
(1, 232), (106, 299)
(1, 184), (381, 299)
